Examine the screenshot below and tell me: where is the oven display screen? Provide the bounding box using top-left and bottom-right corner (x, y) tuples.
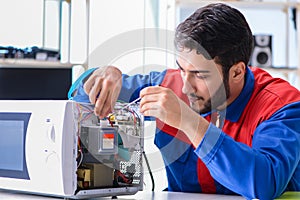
(0, 113), (30, 179)
(0, 120), (24, 171)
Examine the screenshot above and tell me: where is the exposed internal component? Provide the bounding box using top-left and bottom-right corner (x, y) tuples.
(73, 101), (143, 190)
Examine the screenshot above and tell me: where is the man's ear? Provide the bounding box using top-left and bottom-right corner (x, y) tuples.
(230, 61), (246, 83)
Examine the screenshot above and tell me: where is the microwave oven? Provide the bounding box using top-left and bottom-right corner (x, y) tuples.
(0, 100), (144, 199)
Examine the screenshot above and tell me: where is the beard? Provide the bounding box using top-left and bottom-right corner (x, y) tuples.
(190, 79), (230, 114)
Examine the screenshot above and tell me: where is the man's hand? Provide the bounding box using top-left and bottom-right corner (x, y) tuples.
(139, 86), (187, 129)
(139, 86), (208, 146)
(83, 66), (122, 118)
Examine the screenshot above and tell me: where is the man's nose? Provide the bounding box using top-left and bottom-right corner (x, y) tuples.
(182, 73), (195, 95)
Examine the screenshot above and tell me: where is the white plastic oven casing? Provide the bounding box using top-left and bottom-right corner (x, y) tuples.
(0, 100), (77, 197)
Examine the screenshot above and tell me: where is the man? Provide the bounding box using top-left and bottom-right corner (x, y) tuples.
(69, 3), (300, 199)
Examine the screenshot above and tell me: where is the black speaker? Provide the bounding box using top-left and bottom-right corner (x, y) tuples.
(250, 35), (272, 68)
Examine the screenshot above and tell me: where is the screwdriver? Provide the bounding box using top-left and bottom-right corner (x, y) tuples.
(109, 85), (160, 116)
(120, 97), (141, 110)
(110, 97), (141, 116)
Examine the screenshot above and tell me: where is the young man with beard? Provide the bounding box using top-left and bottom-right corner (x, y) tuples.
(69, 3), (300, 199)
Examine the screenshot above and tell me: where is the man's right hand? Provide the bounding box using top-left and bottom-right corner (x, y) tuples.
(83, 66), (122, 118)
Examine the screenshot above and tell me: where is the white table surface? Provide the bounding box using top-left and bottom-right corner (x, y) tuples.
(117, 191), (245, 200)
(0, 190), (245, 200)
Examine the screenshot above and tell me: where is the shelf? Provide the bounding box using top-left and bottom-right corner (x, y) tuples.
(262, 66), (297, 72)
(0, 59), (73, 69)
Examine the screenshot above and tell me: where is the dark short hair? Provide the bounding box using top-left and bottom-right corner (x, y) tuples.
(175, 3), (253, 74)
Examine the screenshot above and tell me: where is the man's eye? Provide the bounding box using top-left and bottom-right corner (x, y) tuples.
(195, 73), (208, 79)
